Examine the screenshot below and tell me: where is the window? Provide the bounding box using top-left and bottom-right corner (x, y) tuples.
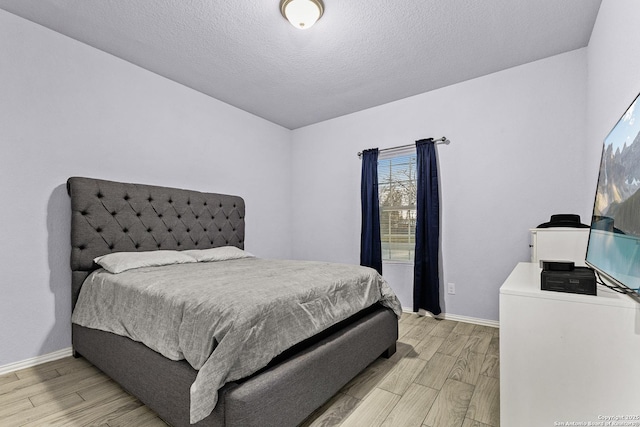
(378, 151), (417, 261)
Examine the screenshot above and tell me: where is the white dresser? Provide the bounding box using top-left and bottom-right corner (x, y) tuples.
(500, 262), (640, 426)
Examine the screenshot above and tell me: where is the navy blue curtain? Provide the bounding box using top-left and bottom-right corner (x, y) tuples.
(413, 139), (441, 315)
(360, 149), (383, 274)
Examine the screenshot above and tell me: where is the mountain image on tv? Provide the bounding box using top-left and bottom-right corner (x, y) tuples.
(595, 99), (640, 237)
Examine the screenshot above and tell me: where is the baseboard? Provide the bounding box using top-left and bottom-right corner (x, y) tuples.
(0, 347), (74, 375)
(402, 307), (499, 328)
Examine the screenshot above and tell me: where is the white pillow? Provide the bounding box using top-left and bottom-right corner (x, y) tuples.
(94, 250), (196, 274)
(182, 246), (254, 262)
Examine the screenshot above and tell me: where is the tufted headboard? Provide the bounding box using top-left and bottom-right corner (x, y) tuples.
(67, 177), (245, 309)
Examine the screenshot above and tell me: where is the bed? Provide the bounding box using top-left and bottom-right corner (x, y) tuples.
(67, 176), (400, 427)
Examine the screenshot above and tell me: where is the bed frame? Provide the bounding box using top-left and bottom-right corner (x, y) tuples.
(67, 177), (398, 427)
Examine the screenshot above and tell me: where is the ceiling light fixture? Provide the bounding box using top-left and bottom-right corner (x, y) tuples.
(280, 0), (324, 30)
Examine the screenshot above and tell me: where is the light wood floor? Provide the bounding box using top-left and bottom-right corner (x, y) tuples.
(301, 313), (500, 427)
(0, 313), (499, 426)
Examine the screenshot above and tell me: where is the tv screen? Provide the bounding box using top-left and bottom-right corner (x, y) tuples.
(586, 92), (640, 295)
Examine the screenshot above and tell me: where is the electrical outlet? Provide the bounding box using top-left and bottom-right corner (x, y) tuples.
(447, 283), (456, 295)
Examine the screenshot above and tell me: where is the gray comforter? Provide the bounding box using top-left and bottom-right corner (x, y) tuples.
(71, 258), (402, 423)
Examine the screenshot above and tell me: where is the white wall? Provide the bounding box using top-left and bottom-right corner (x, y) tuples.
(291, 49), (591, 321)
(587, 0), (640, 184)
(0, 10), (292, 367)
(5, 0), (633, 367)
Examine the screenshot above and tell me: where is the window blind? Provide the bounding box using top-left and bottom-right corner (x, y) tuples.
(378, 151), (417, 261)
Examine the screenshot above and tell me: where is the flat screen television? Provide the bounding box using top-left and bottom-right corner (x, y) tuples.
(585, 92), (640, 297)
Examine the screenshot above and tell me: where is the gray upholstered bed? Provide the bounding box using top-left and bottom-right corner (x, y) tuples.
(67, 176), (399, 427)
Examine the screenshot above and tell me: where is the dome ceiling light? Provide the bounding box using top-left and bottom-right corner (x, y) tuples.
(280, 0), (324, 30)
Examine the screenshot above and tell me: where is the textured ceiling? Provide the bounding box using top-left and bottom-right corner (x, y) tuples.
(0, 0), (602, 129)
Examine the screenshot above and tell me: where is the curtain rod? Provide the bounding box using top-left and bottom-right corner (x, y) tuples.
(357, 136), (449, 158)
